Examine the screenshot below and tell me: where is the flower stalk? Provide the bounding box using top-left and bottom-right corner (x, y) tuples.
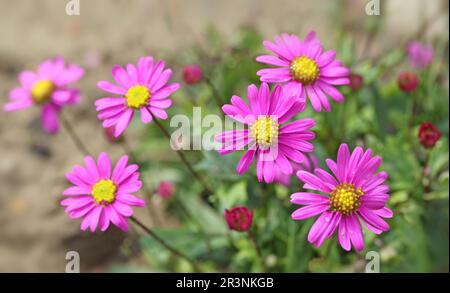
(150, 113), (212, 194)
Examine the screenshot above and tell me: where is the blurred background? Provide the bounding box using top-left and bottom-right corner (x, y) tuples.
(0, 0), (448, 272)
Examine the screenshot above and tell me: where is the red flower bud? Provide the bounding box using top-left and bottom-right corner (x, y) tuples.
(156, 181), (175, 199)
(397, 71), (418, 93)
(182, 65), (203, 85)
(224, 206), (253, 232)
(349, 73), (364, 92)
(418, 122), (442, 148)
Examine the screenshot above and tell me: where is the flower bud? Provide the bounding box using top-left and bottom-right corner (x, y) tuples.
(397, 71), (418, 93)
(224, 206), (253, 232)
(349, 73), (364, 92)
(156, 181), (175, 199)
(418, 122), (441, 148)
(182, 64), (203, 85)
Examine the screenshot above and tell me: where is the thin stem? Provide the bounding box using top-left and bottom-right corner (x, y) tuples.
(129, 216), (198, 270)
(409, 94), (417, 128)
(60, 111), (90, 156)
(174, 200), (213, 258)
(120, 135), (162, 226)
(151, 114), (212, 194)
(203, 76), (223, 111)
(248, 231), (265, 271)
(422, 150), (432, 194)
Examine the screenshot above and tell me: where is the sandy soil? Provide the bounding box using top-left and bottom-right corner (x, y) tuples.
(0, 0), (447, 272)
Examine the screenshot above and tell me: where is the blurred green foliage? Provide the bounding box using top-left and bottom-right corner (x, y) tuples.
(121, 26), (448, 273)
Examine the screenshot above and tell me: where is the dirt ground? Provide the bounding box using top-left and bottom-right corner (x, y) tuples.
(0, 0), (447, 272)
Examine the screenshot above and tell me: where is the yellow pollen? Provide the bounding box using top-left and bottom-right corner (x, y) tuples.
(250, 116), (279, 148)
(92, 180), (116, 205)
(31, 80), (55, 104)
(329, 183), (363, 215)
(290, 56), (320, 85)
(126, 85), (150, 109)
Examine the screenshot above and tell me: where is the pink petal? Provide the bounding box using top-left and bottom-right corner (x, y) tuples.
(116, 193), (146, 207)
(113, 109), (134, 137)
(290, 192), (329, 205)
(236, 149), (256, 175)
(291, 204), (329, 220)
(255, 55), (290, 66)
(112, 201), (133, 217)
(97, 81), (127, 95)
(97, 152), (112, 179)
(346, 214), (365, 252)
(112, 65), (133, 88)
(41, 104), (60, 134)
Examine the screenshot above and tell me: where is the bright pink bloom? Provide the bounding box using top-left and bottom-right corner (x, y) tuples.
(407, 41), (434, 68)
(61, 152), (146, 232)
(96, 56), (180, 137)
(4, 57), (84, 134)
(418, 122), (441, 148)
(225, 206), (254, 232)
(156, 181), (175, 199)
(215, 83), (315, 183)
(291, 144), (392, 252)
(397, 71), (418, 93)
(256, 32), (349, 112)
(182, 64), (203, 85)
(274, 154), (318, 186)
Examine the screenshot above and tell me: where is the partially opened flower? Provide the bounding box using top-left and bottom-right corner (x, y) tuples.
(291, 144), (392, 252)
(407, 41), (434, 69)
(397, 71), (418, 93)
(96, 56), (180, 137)
(4, 57), (84, 134)
(215, 83), (315, 183)
(418, 122), (442, 148)
(256, 32), (349, 112)
(61, 152), (146, 232)
(225, 206), (254, 232)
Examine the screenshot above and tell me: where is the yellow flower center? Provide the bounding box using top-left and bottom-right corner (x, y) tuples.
(329, 183), (363, 215)
(126, 85), (151, 109)
(92, 180), (117, 205)
(250, 116), (279, 148)
(31, 80), (55, 104)
(290, 56), (320, 85)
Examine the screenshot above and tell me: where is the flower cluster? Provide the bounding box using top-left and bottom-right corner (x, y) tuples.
(4, 31), (404, 254)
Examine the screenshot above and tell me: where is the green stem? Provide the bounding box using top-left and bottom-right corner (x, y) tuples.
(151, 114), (212, 194)
(203, 76), (223, 111)
(120, 135), (162, 227)
(129, 216), (199, 271)
(60, 111), (90, 156)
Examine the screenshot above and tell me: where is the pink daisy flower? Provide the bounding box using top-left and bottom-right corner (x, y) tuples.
(96, 56), (180, 137)
(215, 82), (315, 183)
(291, 144), (393, 252)
(61, 152), (146, 232)
(256, 31), (350, 112)
(4, 57), (84, 134)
